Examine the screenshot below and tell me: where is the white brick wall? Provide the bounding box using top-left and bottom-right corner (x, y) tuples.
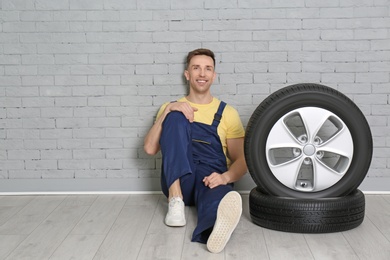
(0, 0), (389, 192)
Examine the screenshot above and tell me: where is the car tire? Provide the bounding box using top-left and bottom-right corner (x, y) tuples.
(249, 188), (365, 233)
(244, 83), (372, 199)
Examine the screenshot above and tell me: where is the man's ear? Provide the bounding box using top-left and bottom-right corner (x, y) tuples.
(184, 70), (189, 81)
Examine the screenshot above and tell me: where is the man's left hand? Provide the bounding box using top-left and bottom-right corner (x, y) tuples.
(203, 172), (228, 189)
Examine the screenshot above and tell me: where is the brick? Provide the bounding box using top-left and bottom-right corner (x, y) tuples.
(87, 10), (119, 20)
(55, 75), (87, 85)
(220, 31), (252, 42)
(322, 52), (355, 62)
(355, 29), (388, 40)
(41, 150), (72, 160)
(74, 149), (105, 159)
(36, 22), (69, 32)
(269, 19), (302, 29)
(254, 73), (287, 84)
(7, 108), (40, 118)
(5, 66), (37, 75)
(22, 97), (54, 107)
(356, 72), (389, 83)
(272, 0), (305, 7)
(40, 129), (73, 139)
(59, 160), (89, 170)
(8, 129), (40, 139)
(22, 54), (54, 65)
(41, 107), (73, 118)
(169, 21), (202, 31)
(269, 41), (301, 51)
(2, 0), (35, 10)
(52, 11), (86, 21)
(91, 138), (123, 148)
(321, 73), (355, 83)
(0, 160), (25, 170)
(4, 44), (37, 54)
(119, 11), (153, 21)
(22, 76), (54, 86)
(184, 10), (218, 20)
(25, 140), (57, 150)
(91, 159), (122, 170)
(269, 62), (301, 72)
(23, 118), (56, 129)
(40, 86), (72, 97)
(289, 52), (321, 62)
(70, 0), (103, 10)
(287, 73), (321, 83)
(371, 40), (390, 50)
(255, 52), (287, 61)
(104, 0), (136, 10)
(88, 96), (121, 107)
(136, 64), (168, 75)
(303, 19), (336, 29)
(70, 22), (103, 32)
(88, 75), (120, 86)
(0, 55), (21, 65)
(103, 22), (136, 32)
(89, 117), (121, 127)
(219, 9), (252, 19)
(56, 118), (89, 128)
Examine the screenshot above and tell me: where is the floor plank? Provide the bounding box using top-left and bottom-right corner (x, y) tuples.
(70, 195), (128, 235)
(263, 229), (314, 260)
(342, 216), (390, 260)
(304, 233), (358, 260)
(0, 235), (26, 259)
(365, 195), (390, 241)
(49, 235), (106, 260)
(0, 196), (66, 235)
(5, 202), (89, 259)
(93, 205), (156, 260)
(137, 233), (186, 260)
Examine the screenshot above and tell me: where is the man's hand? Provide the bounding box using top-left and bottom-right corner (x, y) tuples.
(167, 102), (198, 122)
(203, 172), (229, 189)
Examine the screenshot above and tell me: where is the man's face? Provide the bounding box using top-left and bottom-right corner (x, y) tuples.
(184, 55), (216, 95)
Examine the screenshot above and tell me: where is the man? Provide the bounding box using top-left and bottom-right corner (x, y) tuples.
(144, 48), (247, 253)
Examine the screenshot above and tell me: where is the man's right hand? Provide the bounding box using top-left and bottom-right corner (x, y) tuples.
(166, 102), (198, 123)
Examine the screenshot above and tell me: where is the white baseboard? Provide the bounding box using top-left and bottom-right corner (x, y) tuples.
(0, 176), (389, 195)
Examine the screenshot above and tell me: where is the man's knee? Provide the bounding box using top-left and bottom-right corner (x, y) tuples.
(163, 111), (190, 128)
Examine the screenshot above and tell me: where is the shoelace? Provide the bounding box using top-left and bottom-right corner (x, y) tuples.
(169, 198), (182, 216)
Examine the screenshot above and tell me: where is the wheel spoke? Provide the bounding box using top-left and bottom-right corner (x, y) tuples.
(298, 108), (333, 142)
(268, 157), (303, 188)
(313, 158), (343, 191)
(267, 118), (300, 150)
(319, 126), (353, 159)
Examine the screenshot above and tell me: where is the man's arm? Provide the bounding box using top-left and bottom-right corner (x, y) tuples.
(203, 137), (247, 188)
(143, 102), (198, 155)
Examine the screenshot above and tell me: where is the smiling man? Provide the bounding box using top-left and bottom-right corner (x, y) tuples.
(144, 48), (247, 253)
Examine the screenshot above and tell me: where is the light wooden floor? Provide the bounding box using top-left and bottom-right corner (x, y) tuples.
(0, 193), (389, 260)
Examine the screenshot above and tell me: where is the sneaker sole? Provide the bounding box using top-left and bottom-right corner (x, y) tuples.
(165, 218), (186, 227)
(207, 191), (242, 253)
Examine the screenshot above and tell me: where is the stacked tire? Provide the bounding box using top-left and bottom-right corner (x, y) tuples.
(245, 83), (372, 233)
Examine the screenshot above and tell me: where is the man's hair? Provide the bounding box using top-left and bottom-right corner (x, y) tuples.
(186, 48), (215, 69)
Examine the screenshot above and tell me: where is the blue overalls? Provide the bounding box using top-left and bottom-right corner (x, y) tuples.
(160, 101), (233, 243)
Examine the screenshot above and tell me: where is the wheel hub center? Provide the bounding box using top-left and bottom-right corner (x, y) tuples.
(303, 144), (316, 156)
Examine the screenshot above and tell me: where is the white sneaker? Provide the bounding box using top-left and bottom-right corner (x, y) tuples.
(165, 197), (186, 227)
(207, 191), (242, 253)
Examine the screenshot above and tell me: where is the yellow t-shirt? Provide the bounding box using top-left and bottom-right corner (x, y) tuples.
(156, 97), (245, 166)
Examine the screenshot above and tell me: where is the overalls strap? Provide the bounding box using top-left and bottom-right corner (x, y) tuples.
(212, 101), (227, 127)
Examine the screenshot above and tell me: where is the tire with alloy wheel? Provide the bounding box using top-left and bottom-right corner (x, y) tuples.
(244, 83), (372, 199)
(249, 188), (365, 233)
